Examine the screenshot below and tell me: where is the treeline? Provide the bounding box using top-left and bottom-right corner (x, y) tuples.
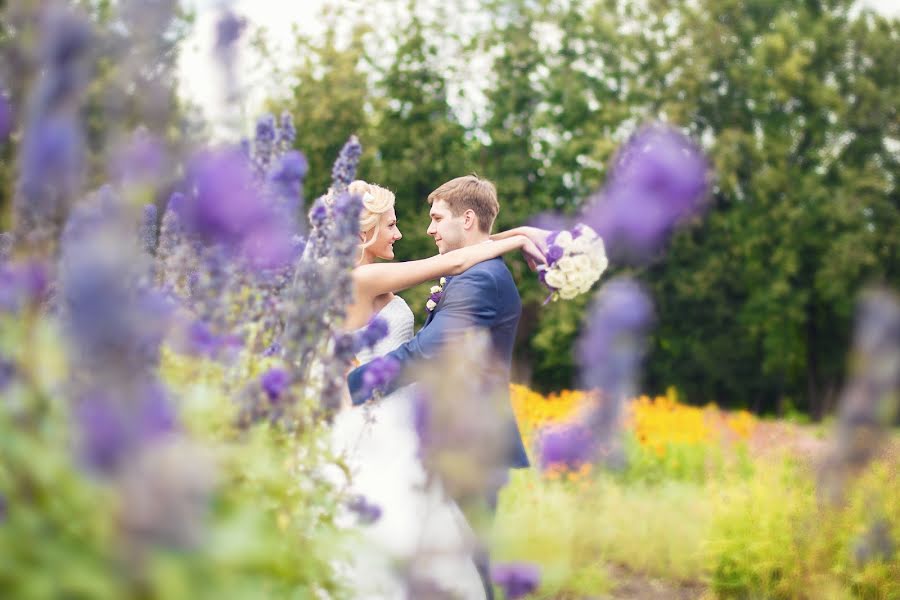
(270, 0), (898, 416)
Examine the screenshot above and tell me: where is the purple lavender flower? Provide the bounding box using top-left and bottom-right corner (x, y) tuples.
(269, 150), (308, 187)
(411, 389), (431, 452)
(113, 133), (165, 184)
(309, 198), (328, 228)
(347, 495), (382, 524)
(0, 232), (13, 262)
(75, 395), (129, 473)
(361, 356), (401, 397)
(583, 124), (710, 263)
(138, 384), (179, 439)
(182, 148), (261, 243)
(260, 368), (290, 401)
(537, 421), (597, 471)
(331, 135), (362, 193)
(181, 320), (221, 357)
(262, 342), (282, 357)
(140, 203), (158, 256)
(278, 111), (296, 146)
(0, 260), (49, 312)
(0, 359), (15, 391)
(491, 562), (541, 599)
(578, 277), (654, 394)
(76, 387), (177, 475)
(577, 277), (654, 467)
(215, 10), (246, 50)
(360, 316), (389, 349)
(0, 93), (11, 141)
(15, 8), (92, 246)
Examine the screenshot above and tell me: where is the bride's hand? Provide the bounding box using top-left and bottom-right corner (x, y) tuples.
(492, 226), (553, 254)
(519, 236), (547, 272)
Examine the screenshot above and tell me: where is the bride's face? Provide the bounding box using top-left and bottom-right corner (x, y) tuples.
(363, 207), (402, 260)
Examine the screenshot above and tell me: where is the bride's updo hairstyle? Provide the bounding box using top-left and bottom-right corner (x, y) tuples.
(348, 180), (396, 254)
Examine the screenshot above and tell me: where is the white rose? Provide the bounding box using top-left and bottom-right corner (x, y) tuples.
(439, 277), (447, 286)
(554, 230), (574, 250)
(566, 270), (588, 289)
(430, 285), (442, 294)
(590, 251), (609, 273)
(571, 236), (591, 254)
(571, 254), (592, 273)
(556, 256), (577, 273)
(559, 285), (580, 300)
(544, 268), (567, 289)
(575, 223), (598, 241)
(426, 299), (437, 311)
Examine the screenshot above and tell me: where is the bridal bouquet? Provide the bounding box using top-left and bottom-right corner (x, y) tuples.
(539, 224), (608, 301)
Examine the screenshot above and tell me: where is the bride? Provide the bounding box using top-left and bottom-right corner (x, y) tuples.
(330, 180), (539, 599)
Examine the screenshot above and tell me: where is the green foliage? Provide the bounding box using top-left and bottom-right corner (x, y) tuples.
(707, 459), (900, 599)
(0, 313), (351, 598)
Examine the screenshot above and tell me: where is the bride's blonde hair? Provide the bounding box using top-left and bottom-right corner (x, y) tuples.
(349, 180), (396, 256)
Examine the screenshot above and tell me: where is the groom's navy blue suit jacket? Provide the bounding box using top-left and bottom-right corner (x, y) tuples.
(347, 256), (530, 469)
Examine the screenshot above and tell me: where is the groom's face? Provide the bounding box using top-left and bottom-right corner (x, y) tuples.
(427, 200), (465, 254)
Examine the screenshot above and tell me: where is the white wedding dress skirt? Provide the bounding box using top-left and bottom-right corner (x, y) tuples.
(330, 297), (485, 599)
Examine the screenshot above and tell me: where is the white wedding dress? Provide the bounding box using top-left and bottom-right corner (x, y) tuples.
(330, 296), (486, 599)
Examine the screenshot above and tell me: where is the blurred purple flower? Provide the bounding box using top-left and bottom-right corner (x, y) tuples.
(76, 387), (177, 474)
(0, 93), (11, 141)
(182, 320), (221, 357)
(278, 111), (296, 146)
(269, 150), (308, 190)
(182, 148), (261, 243)
(309, 198), (328, 228)
(578, 277), (654, 394)
(331, 135), (362, 192)
(260, 368), (289, 401)
(138, 384), (178, 439)
(0, 260), (49, 312)
(15, 8), (92, 240)
(113, 133), (165, 184)
(215, 11), (246, 50)
(583, 124), (710, 263)
(262, 342), (282, 357)
(491, 562), (541, 599)
(256, 114), (275, 144)
(140, 203), (158, 256)
(411, 389), (431, 451)
(361, 356), (401, 397)
(578, 277), (654, 466)
(359, 316), (389, 349)
(0, 359), (15, 391)
(0, 232), (13, 262)
(347, 495), (382, 524)
(75, 396), (129, 473)
(537, 421), (597, 471)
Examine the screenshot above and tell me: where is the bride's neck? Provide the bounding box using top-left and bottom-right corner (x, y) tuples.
(357, 250), (376, 266)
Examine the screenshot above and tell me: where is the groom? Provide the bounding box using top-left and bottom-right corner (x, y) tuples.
(347, 174), (529, 599)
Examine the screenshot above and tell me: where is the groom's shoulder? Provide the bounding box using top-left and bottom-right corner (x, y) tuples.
(459, 257), (509, 282)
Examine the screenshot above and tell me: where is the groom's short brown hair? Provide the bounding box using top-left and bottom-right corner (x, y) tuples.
(427, 174), (499, 234)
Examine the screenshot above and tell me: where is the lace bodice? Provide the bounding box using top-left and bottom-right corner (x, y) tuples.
(355, 296), (415, 364)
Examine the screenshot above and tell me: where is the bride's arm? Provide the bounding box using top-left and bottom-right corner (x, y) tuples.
(353, 235), (540, 300)
(491, 226), (552, 251)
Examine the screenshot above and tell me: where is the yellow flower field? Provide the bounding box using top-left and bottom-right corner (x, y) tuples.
(509, 384), (757, 463)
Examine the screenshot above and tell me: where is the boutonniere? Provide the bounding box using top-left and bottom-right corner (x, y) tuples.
(425, 277), (447, 313)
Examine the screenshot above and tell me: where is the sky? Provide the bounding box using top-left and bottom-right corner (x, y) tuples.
(178, 0), (900, 137)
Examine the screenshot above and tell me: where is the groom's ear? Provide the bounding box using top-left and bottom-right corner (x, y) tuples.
(462, 209), (478, 231)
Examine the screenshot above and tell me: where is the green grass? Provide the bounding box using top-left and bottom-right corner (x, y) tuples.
(492, 451), (899, 599)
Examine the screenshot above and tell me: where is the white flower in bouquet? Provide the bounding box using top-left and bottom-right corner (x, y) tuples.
(539, 224), (608, 303)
